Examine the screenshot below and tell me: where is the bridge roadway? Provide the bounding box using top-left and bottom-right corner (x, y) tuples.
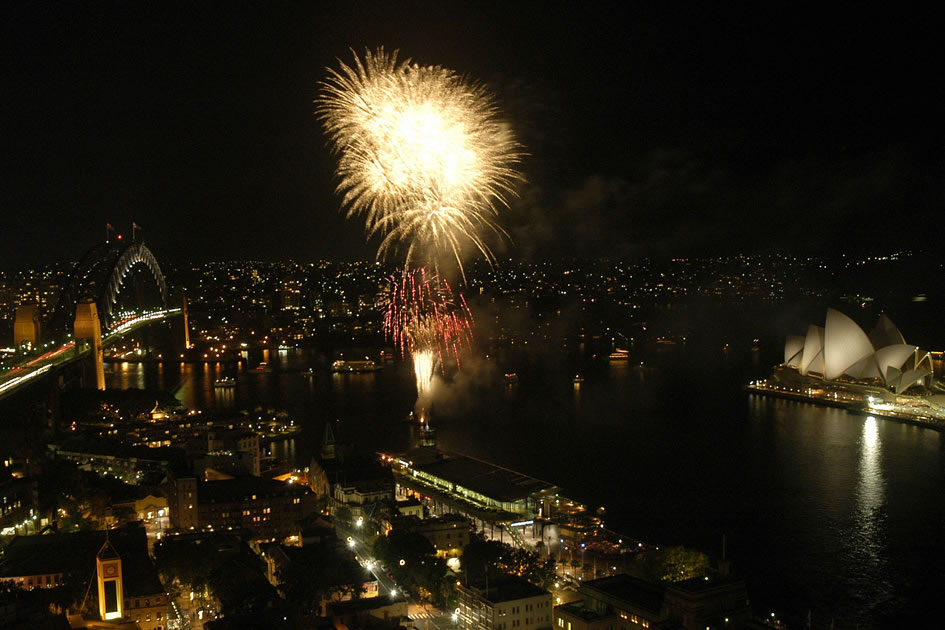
(0, 308), (181, 400)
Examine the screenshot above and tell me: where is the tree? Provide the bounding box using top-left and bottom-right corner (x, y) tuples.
(209, 559), (279, 617)
(462, 539), (556, 589)
(373, 530), (447, 605)
(332, 505), (353, 527)
(277, 542), (367, 617)
(633, 546), (710, 583)
(153, 538), (222, 592)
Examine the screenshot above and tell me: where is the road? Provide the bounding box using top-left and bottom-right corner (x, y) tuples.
(336, 522), (457, 630)
(0, 308), (179, 400)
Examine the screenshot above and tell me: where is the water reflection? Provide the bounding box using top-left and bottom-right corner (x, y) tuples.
(111, 362), (147, 390)
(95, 346), (945, 626)
(856, 417), (884, 546)
(848, 415), (890, 615)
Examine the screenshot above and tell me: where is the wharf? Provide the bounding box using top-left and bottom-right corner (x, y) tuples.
(747, 383), (945, 432)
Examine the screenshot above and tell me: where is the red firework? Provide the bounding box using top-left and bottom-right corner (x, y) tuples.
(379, 267), (473, 367)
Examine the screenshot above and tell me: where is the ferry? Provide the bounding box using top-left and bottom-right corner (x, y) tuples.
(331, 359), (382, 373)
(608, 348), (630, 361)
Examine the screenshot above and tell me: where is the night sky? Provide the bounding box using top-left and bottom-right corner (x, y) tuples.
(2, 2), (940, 266)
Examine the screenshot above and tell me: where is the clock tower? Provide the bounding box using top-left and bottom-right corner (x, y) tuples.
(96, 538), (124, 621)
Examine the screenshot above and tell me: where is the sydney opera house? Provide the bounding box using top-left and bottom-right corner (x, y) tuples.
(778, 309), (936, 394)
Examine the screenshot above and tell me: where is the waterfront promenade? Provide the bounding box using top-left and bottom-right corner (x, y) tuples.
(746, 378), (945, 431)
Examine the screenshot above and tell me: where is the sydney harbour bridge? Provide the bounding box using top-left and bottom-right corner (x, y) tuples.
(1, 239), (182, 400)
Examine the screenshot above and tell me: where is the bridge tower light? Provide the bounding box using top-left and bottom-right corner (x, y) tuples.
(74, 300), (106, 391)
(13, 305), (41, 350)
(182, 292), (192, 350)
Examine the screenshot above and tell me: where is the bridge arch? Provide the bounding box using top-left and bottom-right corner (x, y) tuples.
(49, 241), (168, 334)
(101, 243), (168, 322)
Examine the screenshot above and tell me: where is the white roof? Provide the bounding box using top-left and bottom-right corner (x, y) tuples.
(824, 309), (875, 380)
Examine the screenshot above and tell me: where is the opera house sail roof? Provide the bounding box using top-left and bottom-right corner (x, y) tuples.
(782, 309), (933, 393)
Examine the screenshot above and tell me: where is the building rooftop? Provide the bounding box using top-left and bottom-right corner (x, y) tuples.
(582, 574), (665, 615)
(197, 476), (309, 503)
(557, 601), (609, 622)
(466, 575), (550, 604)
(667, 572), (745, 595)
(0, 524), (164, 597)
(412, 450), (557, 503)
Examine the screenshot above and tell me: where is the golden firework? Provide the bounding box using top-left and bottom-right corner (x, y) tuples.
(318, 47), (522, 275)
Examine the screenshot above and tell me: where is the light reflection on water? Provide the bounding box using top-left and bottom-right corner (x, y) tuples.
(846, 415), (892, 617)
(104, 348), (945, 627)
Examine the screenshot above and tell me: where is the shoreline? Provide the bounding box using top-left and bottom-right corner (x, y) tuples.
(746, 384), (945, 433)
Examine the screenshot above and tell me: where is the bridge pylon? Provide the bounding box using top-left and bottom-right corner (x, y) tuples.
(74, 300), (105, 391)
(182, 292), (192, 350)
(13, 305), (41, 350)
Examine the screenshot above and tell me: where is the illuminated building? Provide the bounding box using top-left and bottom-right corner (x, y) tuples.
(383, 513), (471, 557)
(382, 446), (559, 535)
(0, 524), (168, 629)
(782, 309), (932, 391)
(96, 539), (124, 620)
(167, 476), (314, 542)
(553, 574), (750, 630)
(457, 575), (553, 630)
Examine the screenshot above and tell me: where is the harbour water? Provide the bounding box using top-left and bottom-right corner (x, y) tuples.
(106, 343), (945, 628)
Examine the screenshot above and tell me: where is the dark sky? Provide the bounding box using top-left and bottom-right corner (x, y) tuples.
(2, 2), (940, 266)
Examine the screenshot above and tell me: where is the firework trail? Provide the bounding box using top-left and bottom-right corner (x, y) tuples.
(318, 47), (522, 276)
(412, 350), (435, 399)
(379, 267), (473, 396)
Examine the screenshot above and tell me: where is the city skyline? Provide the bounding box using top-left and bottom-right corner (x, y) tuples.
(2, 5), (944, 627)
(3, 3), (940, 267)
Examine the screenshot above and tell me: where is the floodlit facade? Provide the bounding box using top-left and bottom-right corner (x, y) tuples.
(783, 309), (932, 392)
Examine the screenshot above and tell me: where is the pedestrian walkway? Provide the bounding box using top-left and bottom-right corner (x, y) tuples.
(409, 611), (436, 620)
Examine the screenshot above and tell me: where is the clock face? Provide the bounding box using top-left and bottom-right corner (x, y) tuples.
(104, 564), (117, 577)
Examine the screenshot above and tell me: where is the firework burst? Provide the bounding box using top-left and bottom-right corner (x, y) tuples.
(318, 47), (522, 275)
(379, 267), (473, 395)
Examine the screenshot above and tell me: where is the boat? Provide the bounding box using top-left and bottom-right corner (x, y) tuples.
(331, 359), (382, 373)
(214, 377), (236, 388)
(608, 349), (630, 361)
(254, 362), (272, 373)
(573, 374), (585, 384)
(504, 372), (519, 383)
